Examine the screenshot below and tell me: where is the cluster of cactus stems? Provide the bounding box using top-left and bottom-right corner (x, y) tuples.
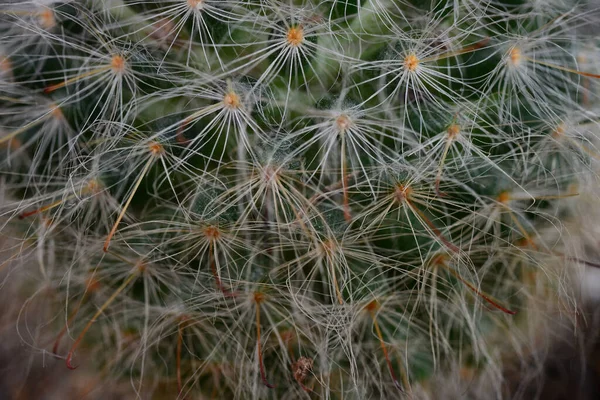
(1, 0), (600, 398)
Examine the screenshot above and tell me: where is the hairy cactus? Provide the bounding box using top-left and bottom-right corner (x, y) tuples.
(1, 0), (599, 398)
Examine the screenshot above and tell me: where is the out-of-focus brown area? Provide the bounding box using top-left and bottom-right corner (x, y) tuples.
(0, 234), (132, 399)
(502, 302), (600, 400)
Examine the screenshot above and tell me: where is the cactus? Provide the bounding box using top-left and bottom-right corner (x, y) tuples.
(1, 0), (599, 398)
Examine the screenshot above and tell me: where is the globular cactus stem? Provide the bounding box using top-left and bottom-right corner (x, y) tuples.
(1, 0), (600, 399)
